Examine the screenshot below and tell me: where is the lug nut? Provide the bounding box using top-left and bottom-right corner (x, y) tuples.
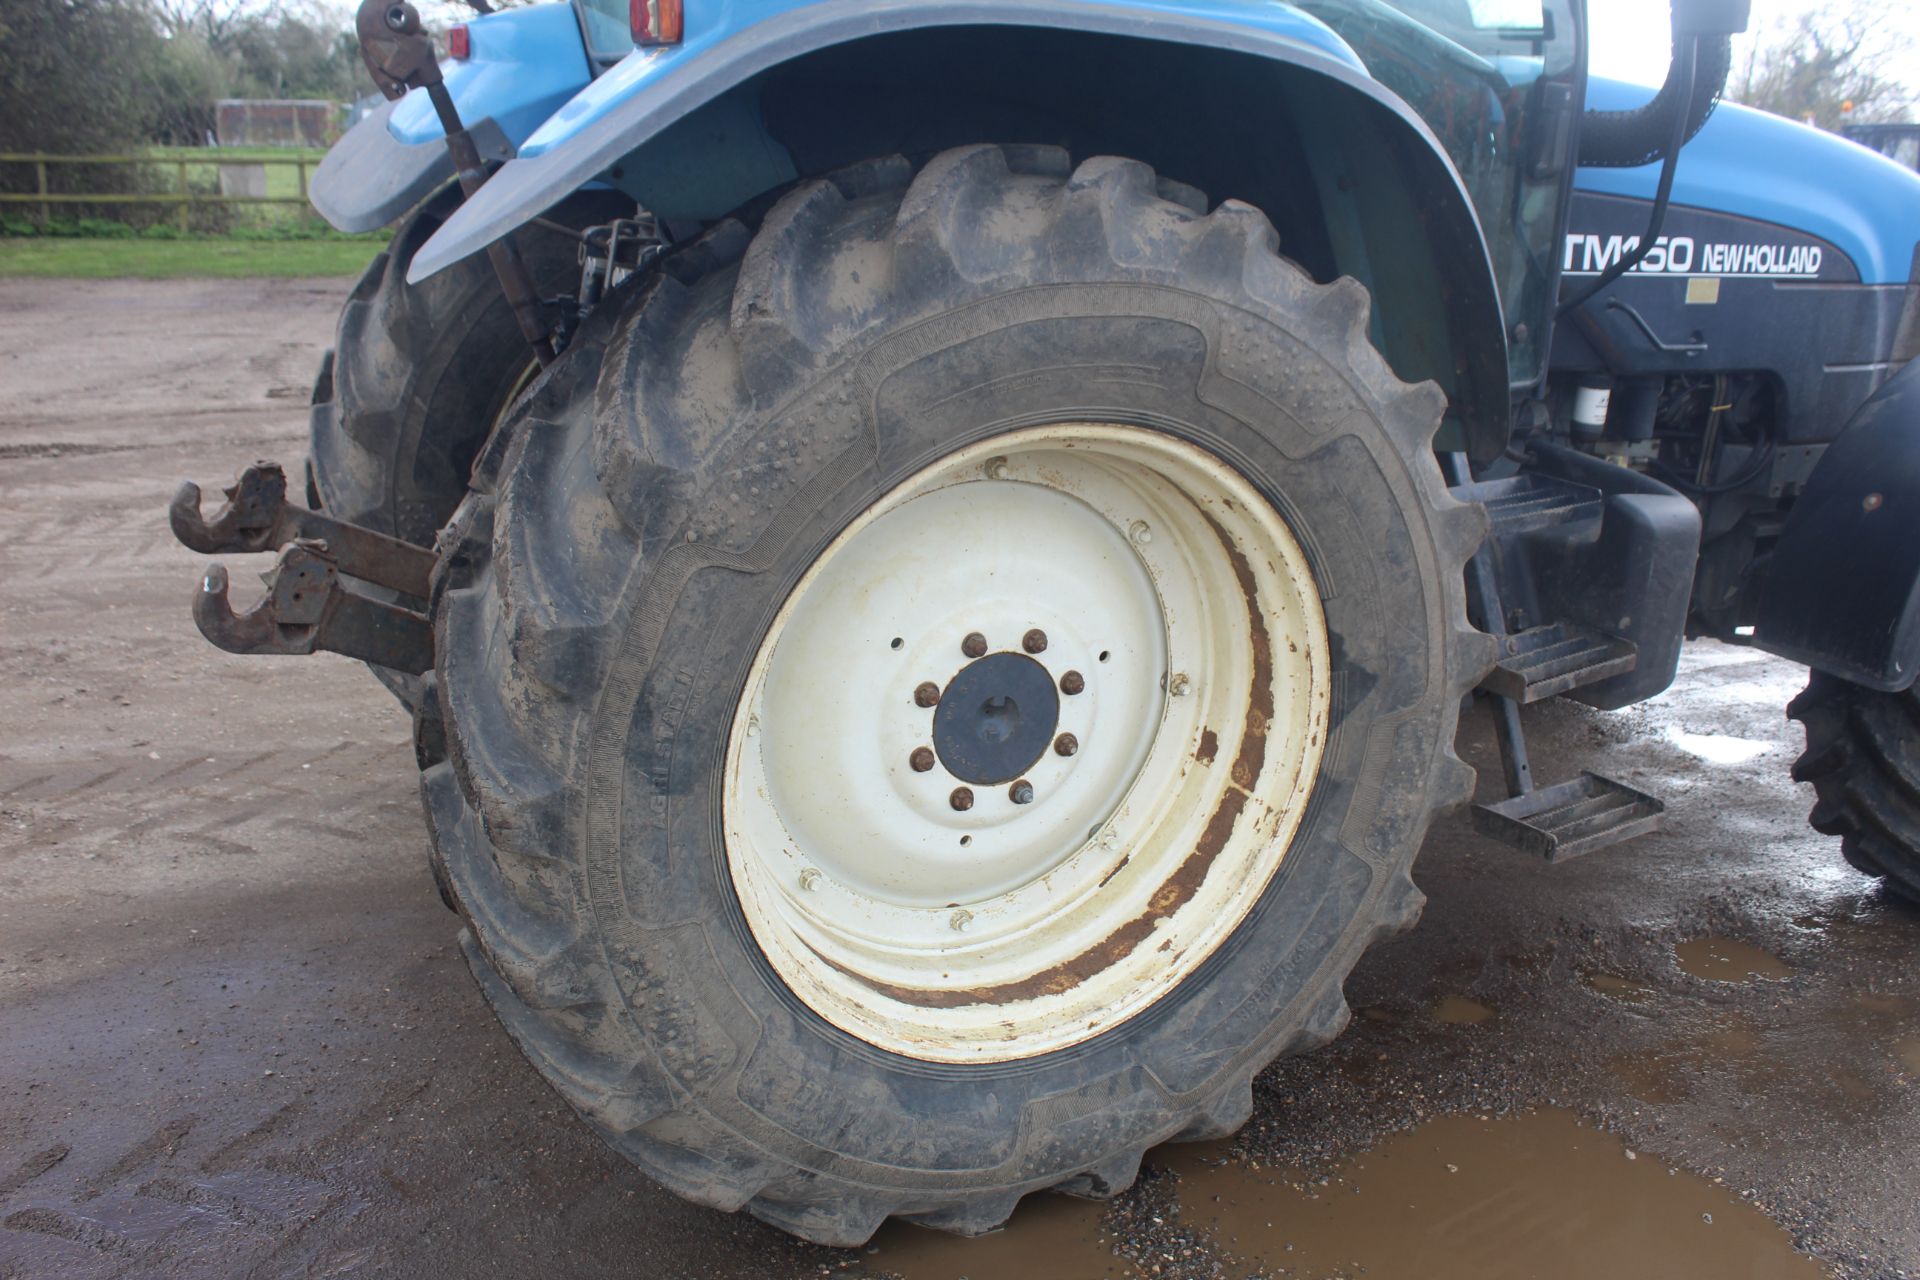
(1022, 628), (1048, 654)
(1169, 672), (1192, 697)
(914, 681), (941, 708)
(1054, 732), (1078, 757)
(1009, 779), (1035, 805)
(1059, 670), (1085, 695)
(950, 786), (975, 812)
(910, 746), (936, 773)
(950, 908), (973, 932)
(962, 632), (988, 659)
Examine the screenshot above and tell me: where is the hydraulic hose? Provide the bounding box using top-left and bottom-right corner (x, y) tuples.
(1578, 30), (1732, 168)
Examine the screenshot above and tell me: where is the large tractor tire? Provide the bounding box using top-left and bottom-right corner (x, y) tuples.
(1790, 672), (1920, 902)
(424, 146), (1492, 1243)
(306, 184), (624, 709)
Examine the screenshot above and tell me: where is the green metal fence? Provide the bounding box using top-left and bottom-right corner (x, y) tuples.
(0, 153), (323, 231)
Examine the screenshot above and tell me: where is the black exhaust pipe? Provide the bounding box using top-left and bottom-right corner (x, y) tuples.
(1577, 0), (1748, 169)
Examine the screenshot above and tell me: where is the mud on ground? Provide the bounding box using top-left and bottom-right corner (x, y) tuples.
(0, 278), (1915, 1280)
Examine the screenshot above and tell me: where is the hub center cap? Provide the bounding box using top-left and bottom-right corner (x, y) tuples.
(933, 652), (1061, 785)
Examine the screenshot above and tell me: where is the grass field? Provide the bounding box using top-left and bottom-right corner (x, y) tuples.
(0, 236), (380, 279)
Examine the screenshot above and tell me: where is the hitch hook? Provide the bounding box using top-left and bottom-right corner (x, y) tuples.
(194, 541), (434, 675)
(170, 461), (436, 599)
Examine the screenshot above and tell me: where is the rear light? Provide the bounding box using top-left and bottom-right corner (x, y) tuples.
(630, 0), (683, 45)
(447, 24), (471, 59)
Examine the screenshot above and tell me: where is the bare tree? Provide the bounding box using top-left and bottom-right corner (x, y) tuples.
(1728, 2), (1914, 131)
(151, 0), (279, 49)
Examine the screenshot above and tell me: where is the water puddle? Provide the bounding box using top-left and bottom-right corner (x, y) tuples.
(1431, 995), (1496, 1025)
(1664, 724), (1771, 765)
(1898, 1037), (1920, 1076)
(1165, 1109), (1828, 1279)
(1586, 972), (1655, 1004)
(863, 1188), (1116, 1279)
(1675, 936), (1793, 982)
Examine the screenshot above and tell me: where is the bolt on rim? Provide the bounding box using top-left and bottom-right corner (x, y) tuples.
(723, 424), (1331, 1062)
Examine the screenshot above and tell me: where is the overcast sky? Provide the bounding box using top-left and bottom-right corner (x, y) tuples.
(1589, 0), (1920, 90)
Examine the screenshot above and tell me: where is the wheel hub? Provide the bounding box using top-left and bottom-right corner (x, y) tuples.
(723, 425), (1331, 1062)
(933, 652), (1061, 786)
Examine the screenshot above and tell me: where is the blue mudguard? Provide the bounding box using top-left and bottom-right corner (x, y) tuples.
(398, 0), (1430, 283)
(309, 2), (593, 234)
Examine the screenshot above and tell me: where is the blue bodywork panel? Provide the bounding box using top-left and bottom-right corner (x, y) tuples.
(311, 3), (592, 233)
(310, 0), (1541, 460)
(1577, 78), (1920, 285)
(405, 0), (1395, 282)
(310, 0), (1522, 460)
(388, 3), (593, 149)
(520, 0), (1362, 160)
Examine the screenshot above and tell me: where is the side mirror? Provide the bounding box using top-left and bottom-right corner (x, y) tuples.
(1671, 0), (1750, 36)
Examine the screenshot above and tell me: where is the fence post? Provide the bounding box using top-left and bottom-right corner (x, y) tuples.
(176, 159), (190, 233)
(36, 159), (50, 226)
(297, 158), (308, 206)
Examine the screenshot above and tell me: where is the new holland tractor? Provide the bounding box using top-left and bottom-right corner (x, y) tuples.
(167, 0), (1920, 1244)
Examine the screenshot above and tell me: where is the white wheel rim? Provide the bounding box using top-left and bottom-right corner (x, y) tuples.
(723, 424), (1330, 1062)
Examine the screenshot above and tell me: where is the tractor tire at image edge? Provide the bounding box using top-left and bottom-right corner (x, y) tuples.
(1791, 671), (1920, 902)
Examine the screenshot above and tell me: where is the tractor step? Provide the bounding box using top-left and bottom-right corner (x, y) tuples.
(1482, 622), (1638, 703)
(1452, 472), (1603, 536)
(1472, 772), (1666, 862)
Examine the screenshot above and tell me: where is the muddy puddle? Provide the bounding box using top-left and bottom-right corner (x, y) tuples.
(863, 1109), (1826, 1279)
(1664, 724), (1772, 764)
(1586, 971), (1655, 1003)
(1172, 1110), (1825, 1279)
(1675, 936), (1793, 982)
(1606, 986), (1919, 1111)
(1431, 995), (1496, 1025)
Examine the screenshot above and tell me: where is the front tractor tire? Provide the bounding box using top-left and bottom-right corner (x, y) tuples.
(424, 146), (1491, 1243)
(1790, 673), (1920, 902)
(305, 184), (624, 708)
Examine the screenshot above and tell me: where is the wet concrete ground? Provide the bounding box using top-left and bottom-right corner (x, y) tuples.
(0, 279), (1915, 1279)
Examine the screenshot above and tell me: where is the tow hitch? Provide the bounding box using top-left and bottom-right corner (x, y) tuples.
(170, 462), (435, 674)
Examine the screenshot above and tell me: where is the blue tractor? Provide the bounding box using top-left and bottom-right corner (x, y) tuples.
(168, 0), (1920, 1244)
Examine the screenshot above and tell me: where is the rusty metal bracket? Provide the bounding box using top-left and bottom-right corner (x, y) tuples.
(193, 541), (434, 675)
(356, 0), (556, 365)
(170, 462), (435, 600)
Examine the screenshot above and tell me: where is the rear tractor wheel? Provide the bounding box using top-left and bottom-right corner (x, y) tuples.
(425, 145), (1491, 1242)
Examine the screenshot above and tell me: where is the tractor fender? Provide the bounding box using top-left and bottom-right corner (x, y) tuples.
(1755, 358), (1920, 691)
(310, 98), (515, 234)
(401, 0), (1510, 459)
(310, 2), (593, 234)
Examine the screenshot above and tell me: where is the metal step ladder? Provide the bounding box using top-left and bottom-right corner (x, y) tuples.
(1484, 622), (1639, 704)
(1444, 458), (1665, 861)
